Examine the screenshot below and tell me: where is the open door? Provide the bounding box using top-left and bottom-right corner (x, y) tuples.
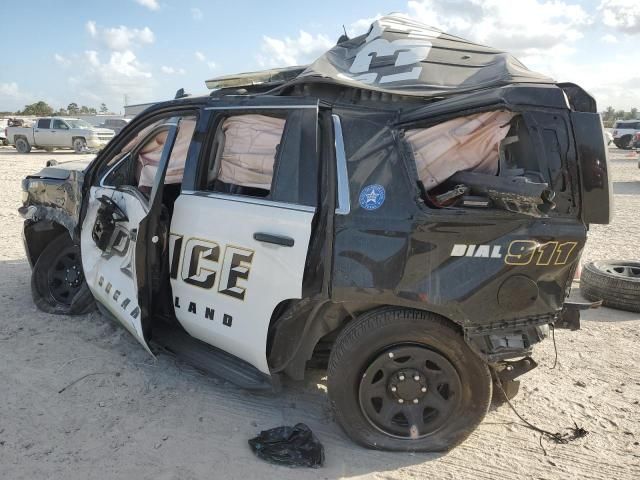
(80, 120), (182, 353)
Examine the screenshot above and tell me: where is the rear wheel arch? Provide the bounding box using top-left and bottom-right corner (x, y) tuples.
(270, 301), (464, 380)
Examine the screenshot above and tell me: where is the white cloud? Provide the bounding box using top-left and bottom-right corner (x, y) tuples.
(86, 20), (155, 51)
(54, 53), (71, 66)
(86, 20), (97, 37)
(195, 51), (216, 70)
(0, 82), (20, 97)
(534, 56), (640, 109)
(63, 50), (154, 108)
(191, 7), (203, 21)
(0, 82), (34, 111)
(347, 15), (382, 37)
(407, 0), (590, 57)
(135, 0), (159, 11)
(161, 65), (186, 75)
(602, 33), (618, 43)
(258, 30), (334, 67)
(600, 0), (640, 33)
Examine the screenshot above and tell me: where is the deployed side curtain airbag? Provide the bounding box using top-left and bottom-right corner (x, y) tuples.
(404, 111), (515, 189)
(218, 114), (286, 189)
(138, 118), (196, 188)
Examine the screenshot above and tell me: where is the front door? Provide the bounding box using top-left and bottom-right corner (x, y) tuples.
(51, 118), (70, 146)
(80, 118), (186, 352)
(169, 103), (319, 373)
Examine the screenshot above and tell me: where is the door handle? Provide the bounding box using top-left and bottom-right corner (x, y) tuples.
(253, 232), (295, 247)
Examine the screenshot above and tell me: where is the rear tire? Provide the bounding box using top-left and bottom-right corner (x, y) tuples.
(31, 233), (95, 315)
(327, 307), (491, 452)
(15, 137), (31, 153)
(580, 261), (640, 312)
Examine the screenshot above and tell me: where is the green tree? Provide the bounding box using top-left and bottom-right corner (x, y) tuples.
(100, 103), (108, 114)
(19, 101), (54, 116)
(604, 106), (615, 122)
(616, 109), (625, 120)
(67, 103), (79, 115)
(630, 107), (638, 119)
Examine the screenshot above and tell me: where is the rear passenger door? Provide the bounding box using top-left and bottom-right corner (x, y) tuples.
(169, 100), (319, 374)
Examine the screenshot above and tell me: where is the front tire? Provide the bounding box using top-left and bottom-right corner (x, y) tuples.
(327, 307), (491, 452)
(15, 137), (31, 153)
(31, 233), (95, 315)
(73, 137), (87, 153)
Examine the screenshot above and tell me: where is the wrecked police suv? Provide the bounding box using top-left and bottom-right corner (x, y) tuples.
(20, 15), (611, 451)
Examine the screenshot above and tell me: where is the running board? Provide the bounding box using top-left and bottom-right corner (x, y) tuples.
(152, 324), (273, 390)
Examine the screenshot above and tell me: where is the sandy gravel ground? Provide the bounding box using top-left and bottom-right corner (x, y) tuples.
(0, 145), (638, 480)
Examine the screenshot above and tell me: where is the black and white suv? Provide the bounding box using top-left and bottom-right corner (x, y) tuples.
(18, 15), (611, 452)
(612, 119), (640, 149)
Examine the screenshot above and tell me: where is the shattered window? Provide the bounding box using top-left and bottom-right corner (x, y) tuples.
(404, 111), (514, 189)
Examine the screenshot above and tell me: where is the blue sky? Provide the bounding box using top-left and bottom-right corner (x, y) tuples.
(2, 0), (639, 113)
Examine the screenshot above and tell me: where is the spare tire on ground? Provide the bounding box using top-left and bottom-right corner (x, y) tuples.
(580, 261), (640, 313)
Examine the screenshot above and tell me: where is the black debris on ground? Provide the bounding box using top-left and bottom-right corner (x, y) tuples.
(248, 423), (324, 468)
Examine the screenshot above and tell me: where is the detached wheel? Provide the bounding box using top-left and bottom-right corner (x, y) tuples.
(31, 233), (95, 315)
(581, 261), (640, 312)
(15, 137), (31, 153)
(327, 308), (491, 451)
(73, 137), (87, 153)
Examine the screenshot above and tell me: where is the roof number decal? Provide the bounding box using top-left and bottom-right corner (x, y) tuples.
(359, 184), (386, 210)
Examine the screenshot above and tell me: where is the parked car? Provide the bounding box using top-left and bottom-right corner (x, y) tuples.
(6, 117), (115, 153)
(612, 119), (640, 149)
(97, 118), (130, 135)
(18, 15), (611, 452)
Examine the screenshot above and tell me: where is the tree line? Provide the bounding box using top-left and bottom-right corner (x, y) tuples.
(601, 106), (639, 127)
(9, 101), (113, 117)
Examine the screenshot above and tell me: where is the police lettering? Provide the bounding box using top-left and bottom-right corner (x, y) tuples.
(170, 234), (253, 300)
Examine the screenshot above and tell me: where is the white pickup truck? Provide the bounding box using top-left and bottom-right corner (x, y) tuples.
(6, 117), (115, 153)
